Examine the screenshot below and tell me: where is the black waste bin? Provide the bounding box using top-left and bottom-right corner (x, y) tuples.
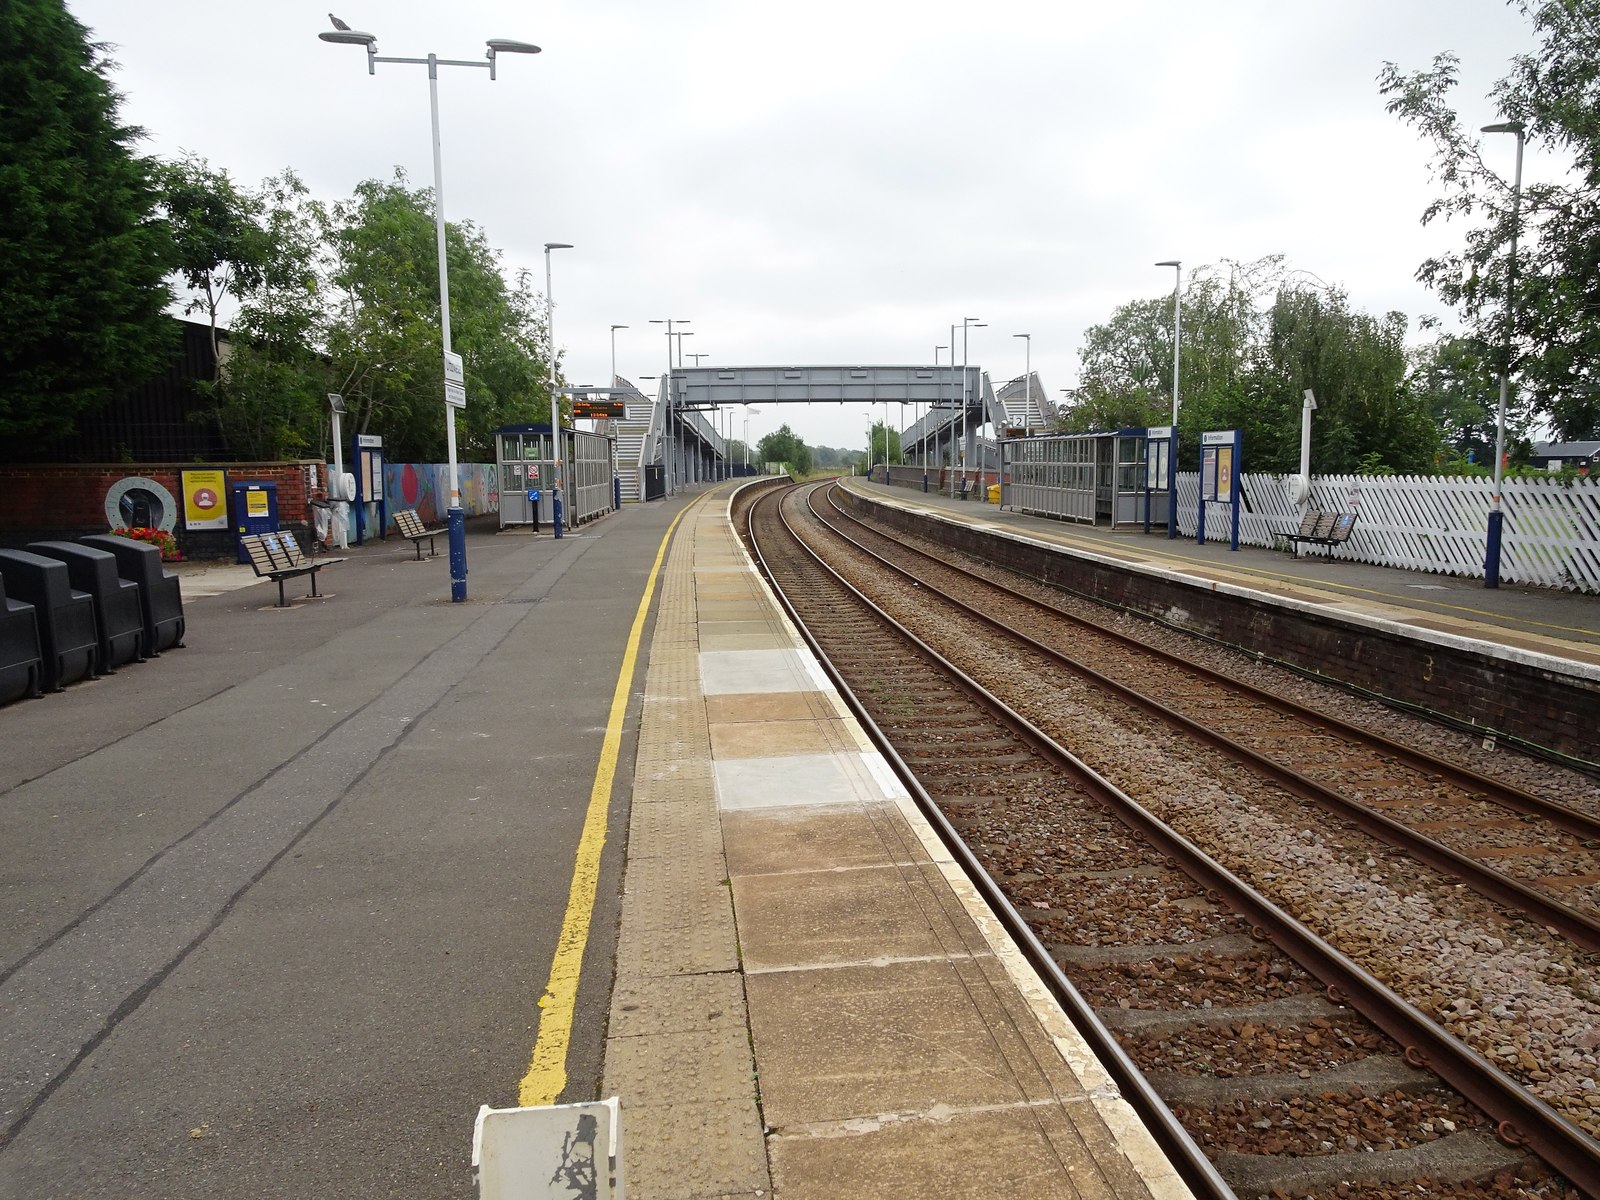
(29, 541), (145, 670)
(0, 571), (43, 704)
(0, 550), (99, 691)
(79, 535), (186, 655)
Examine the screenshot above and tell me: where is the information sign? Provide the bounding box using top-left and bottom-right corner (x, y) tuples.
(445, 380), (467, 409)
(1198, 429), (1243, 551)
(182, 469), (228, 530)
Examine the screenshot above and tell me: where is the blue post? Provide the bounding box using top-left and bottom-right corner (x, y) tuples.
(553, 492), (564, 540)
(1484, 509), (1504, 588)
(448, 507), (467, 601)
(613, 477), (622, 511)
(922, 472), (929, 493)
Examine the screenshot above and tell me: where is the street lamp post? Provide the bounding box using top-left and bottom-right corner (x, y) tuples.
(960, 318), (985, 497)
(648, 319), (690, 494)
(320, 20), (539, 601)
(544, 242), (573, 536)
(1480, 120), (1525, 589)
(1012, 331), (1031, 423)
(1156, 260), (1182, 539)
(609, 324), (627, 385)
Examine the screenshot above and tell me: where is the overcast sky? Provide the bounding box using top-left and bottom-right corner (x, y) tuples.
(69, 0), (1539, 453)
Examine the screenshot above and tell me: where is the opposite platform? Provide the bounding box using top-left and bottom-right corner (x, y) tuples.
(838, 478), (1599, 762)
(603, 485), (1195, 1200)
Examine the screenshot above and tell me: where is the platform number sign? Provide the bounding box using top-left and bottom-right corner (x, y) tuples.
(1198, 429), (1243, 551)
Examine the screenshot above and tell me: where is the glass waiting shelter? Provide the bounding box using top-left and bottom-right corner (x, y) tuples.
(999, 429), (1151, 528)
(496, 424), (617, 530)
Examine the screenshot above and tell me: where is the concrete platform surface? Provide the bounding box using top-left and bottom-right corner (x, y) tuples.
(603, 486), (1195, 1200)
(0, 512), (666, 1198)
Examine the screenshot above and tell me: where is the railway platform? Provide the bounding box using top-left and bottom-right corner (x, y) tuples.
(7, 474), (1594, 1197)
(842, 477), (1599, 765)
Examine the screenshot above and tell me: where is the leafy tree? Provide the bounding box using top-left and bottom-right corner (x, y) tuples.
(757, 424), (812, 474)
(1066, 258), (1443, 474)
(867, 421), (901, 466)
(1062, 263), (1260, 452)
(323, 174), (551, 462)
(1252, 285), (1436, 474)
(207, 171), (332, 461)
(0, 0), (175, 442)
(154, 153), (267, 364)
(1380, 1), (1600, 440)
(1407, 333), (1529, 466)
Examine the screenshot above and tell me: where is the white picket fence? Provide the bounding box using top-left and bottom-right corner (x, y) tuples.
(1174, 472), (1600, 593)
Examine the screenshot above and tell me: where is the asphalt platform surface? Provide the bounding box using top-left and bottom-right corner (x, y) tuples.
(0, 502), (685, 1198)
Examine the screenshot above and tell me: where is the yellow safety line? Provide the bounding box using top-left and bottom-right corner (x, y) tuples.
(518, 498), (698, 1106)
(876, 487), (1600, 643)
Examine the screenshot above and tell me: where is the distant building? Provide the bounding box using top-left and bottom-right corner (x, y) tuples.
(0, 317), (228, 465)
(1529, 440), (1600, 474)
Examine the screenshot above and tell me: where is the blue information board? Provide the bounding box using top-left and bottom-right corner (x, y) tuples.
(1197, 429), (1242, 550)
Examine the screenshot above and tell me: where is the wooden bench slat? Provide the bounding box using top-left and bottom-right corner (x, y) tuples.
(391, 509), (441, 560)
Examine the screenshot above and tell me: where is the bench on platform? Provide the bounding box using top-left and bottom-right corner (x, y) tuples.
(392, 509), (442, 561)
(1283, 509), (1359, 557)
(240, 531), (345, 607)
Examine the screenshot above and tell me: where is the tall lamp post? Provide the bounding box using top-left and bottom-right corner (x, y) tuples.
(743, 406), (759, 471)
(544, 242), (573, 535)
(609, 324), (627, 385)
(1155, 261), (1181, 425)
(1156, 260), (1182, 539)
(648, 319), (690, 494)
(1480, 120), (1525, 589)
(959, 318), (985, 496)
(320, 20), (539, 602)
(1012, 332), (1031, 424)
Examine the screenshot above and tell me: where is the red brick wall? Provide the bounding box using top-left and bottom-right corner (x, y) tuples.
(0, 461), (322, 558)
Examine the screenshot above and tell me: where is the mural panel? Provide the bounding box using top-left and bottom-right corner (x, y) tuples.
(382, 463), (500, 527)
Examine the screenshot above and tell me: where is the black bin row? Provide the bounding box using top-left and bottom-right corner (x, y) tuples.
(0, 534), (186, 705)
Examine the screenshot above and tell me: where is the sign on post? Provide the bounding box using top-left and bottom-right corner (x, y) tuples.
(444, 352), (467, 409)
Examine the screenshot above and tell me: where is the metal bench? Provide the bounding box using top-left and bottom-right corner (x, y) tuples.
(240, 531), (345, 607)
(1283, 509), (1359, 557)
(392, 509), (442, 561)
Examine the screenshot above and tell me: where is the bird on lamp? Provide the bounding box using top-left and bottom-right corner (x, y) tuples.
(329, 13), (351, 30)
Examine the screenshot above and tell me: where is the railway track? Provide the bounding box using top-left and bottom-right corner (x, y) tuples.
(737, 479), (1599, 1200)
(818, 486), (1600, 937)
